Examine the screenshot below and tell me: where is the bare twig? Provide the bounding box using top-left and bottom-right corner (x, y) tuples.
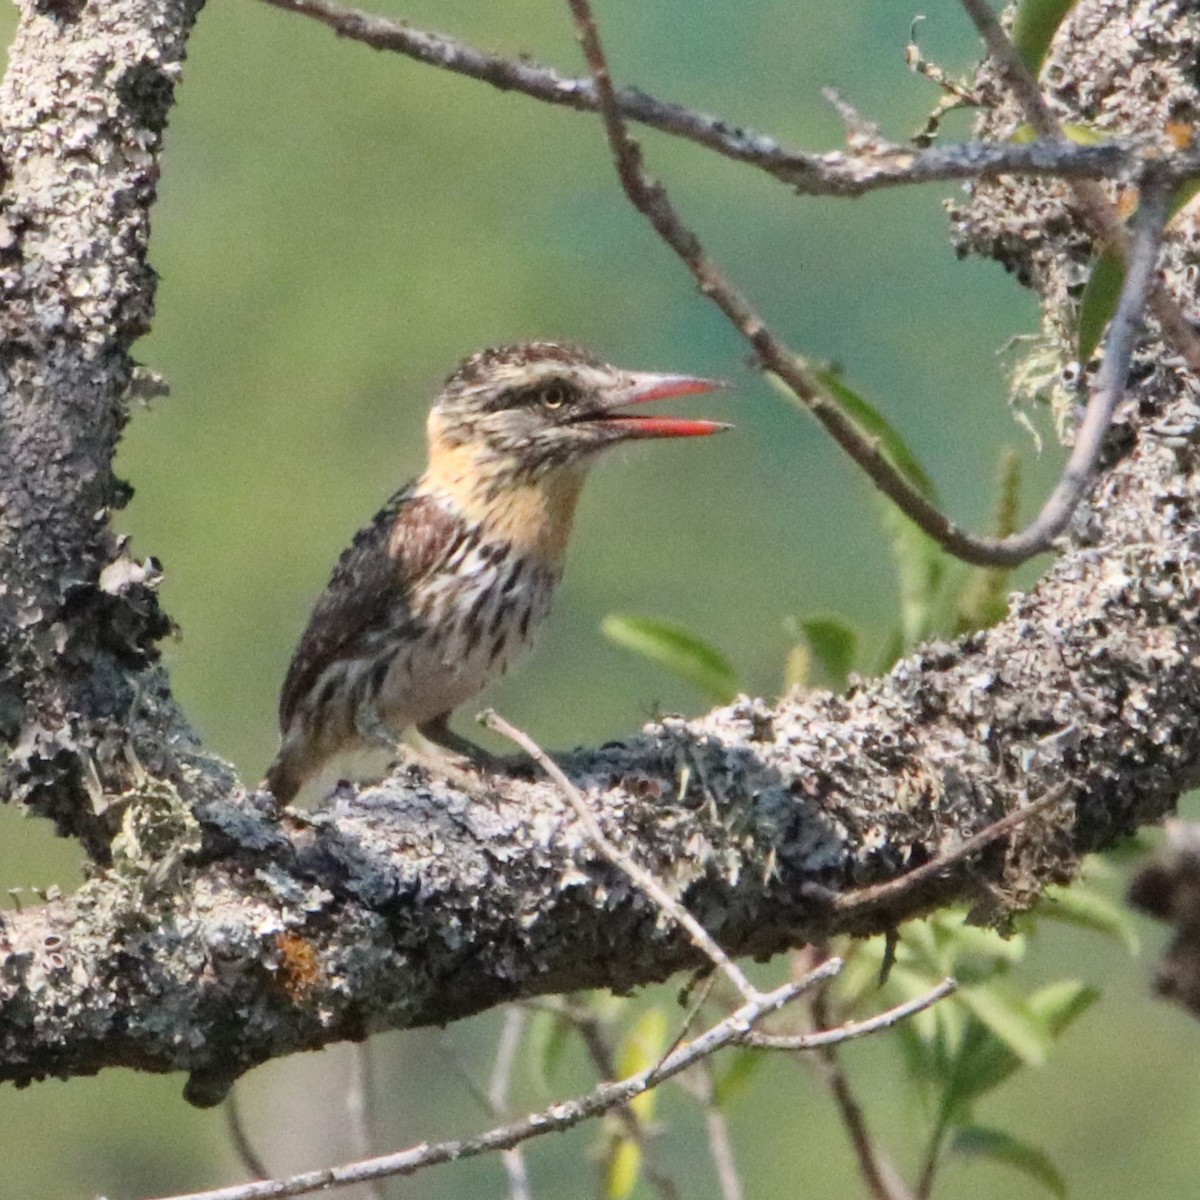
(489, 1009), (533, 1200)
(266, 0), (1194, 568)
(435, 1035), (496, 1117)
(914, 1121), (947, 1200)
(692, 1061), (745, 1200)
(482, 710), (760, 1004)
(833, 785), (1072, 916)
(258, 0), (1200, 196)
(805, 980), (913, 1200)
(435, 1012), (532, 1198)
(564, 0), (1178, 568)
(943, 165), (1173, 562)
(345, 1046), (387, 1200)
(224, 1090), (271, 1182)
(743, 977), (957, 1050)
(148, 977), (814, 1200)
(958, 0), (1200, 374)
(959, 0), (1059, 131)
(524, 995), (680, 1200)
(659, 970), (717, 1066)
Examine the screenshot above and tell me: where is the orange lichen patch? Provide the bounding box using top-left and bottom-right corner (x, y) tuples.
(1115, 186), (1138, 221)
(274, 930), (323, 1001)
(1166, 119), (1195, 150)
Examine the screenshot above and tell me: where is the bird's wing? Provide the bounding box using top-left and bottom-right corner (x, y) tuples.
(277, 485), (463, 731)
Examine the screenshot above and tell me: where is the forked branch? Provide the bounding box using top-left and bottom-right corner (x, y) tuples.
(260, 0), (1200, 196)
(564, 0), (1174, 567)
(149, 961), (955, 1200)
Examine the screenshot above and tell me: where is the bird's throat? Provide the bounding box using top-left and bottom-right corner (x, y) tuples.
(422, 440), (587, 566)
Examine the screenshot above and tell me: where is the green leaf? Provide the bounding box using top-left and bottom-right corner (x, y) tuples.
(881, 506), (946, 649)
(872, 961), (969, 1069)
(951, 1125), (1068, 1199)
(1037, 885), (1140, 953)
(895, 920), (944, 974)
(525, 1008), (574, 1089)
(893, 1020), (939, 1088)
(1077, 245), (1124, 364)
(601, 614), (738, 703)
(779, 366), (948, 644)
(929, 917), (1027, 982)
(797, 617), (859, 688)
(606, 1138), (642, 1200)
(936, 982), (1095, 1108)
(957, 449), (1021, 633)
(873, 626), (906, 674)
(942, 1022), (1023, 1106)
(1029, 979), (1101, 1037)
(713, 1046), (766, 1107)
(783, 641), (812, 690)
(616, 1007), (668, 1121)
(1077, 180), (1200, 362)
(1012, 119), (1107, 144)
(1012, 0), (1079, 74)
(814, 367), (938, 500)
(1100, 830), (1157, 863)
(957, 983), (1050, 1066)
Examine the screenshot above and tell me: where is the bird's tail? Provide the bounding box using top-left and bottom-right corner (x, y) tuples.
(261, 738), (315, 806)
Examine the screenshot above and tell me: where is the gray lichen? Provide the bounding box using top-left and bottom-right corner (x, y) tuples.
(3, 0), (1200, 1103)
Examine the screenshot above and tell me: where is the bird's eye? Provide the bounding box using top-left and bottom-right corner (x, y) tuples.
(540, 385), (567, 409)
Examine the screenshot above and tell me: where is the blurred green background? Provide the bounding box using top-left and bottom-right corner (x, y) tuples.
(3, 2), (1199, 1197)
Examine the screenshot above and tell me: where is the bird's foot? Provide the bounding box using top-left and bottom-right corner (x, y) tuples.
(415, 715), (533, 779)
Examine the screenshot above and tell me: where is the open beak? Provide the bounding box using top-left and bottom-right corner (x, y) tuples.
(593, 371), (731, 440)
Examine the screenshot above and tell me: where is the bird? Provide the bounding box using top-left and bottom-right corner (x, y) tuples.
(263, 341), (729, 804)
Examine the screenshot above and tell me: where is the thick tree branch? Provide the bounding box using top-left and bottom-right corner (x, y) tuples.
(4, 0), (1200, 1120)
(0, 0), (226, 857)
(3, 439), (1199, 1098)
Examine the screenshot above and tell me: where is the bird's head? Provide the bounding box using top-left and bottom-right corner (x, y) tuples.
(426, 342), (729, 488)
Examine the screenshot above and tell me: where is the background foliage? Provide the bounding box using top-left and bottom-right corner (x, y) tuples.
(2, 2), (1197, 1197)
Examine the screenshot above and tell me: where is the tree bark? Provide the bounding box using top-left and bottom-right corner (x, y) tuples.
(2, 0), (1199, 1104)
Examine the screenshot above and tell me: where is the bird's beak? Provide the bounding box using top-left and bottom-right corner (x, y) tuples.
(593, 371), (731, 439)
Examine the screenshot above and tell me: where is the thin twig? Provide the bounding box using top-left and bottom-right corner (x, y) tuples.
(345, 1046), (387, 1200)
(489, 1009), (533, 1200)
(482, 709), (760, 1004)
(947, 165), (1173, 563)
(833, 785), (1072, 916)
(958, 0), (1200, 374)
(743, 977), (956, 1050)
(435, 1011), (532, 1198)
(269, 0), (1195, 568)
(147, 977), (813, 1200)
(659, 970), (717, 1066)
(224, 1089), (271, 1182)
(914, 1115), (950, 1200)
(523, 995), (681, 1200)
(435, 1034), (497, 1117)
(564, 0), (1178, 568)
(258, 0), (1200, 196)
(693, 1060), (745, 1200)
(805, 980), (912, 1200)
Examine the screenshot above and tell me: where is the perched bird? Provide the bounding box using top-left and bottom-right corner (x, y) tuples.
(264, 342), (728, 804)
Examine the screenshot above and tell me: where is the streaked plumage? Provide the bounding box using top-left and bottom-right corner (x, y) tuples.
(264, 342), (727, 803)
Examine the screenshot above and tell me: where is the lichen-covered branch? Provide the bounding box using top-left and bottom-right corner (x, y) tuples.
(3, 423), (1199, 1100)
(3, 0), (1200, 1110)
(0, 0), (229, 859)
